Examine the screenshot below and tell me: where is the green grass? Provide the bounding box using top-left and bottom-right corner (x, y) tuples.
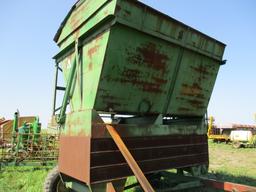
(0, 141), (255, 191)
(0, 167), (51, 192)
(208, 140), (256, 186)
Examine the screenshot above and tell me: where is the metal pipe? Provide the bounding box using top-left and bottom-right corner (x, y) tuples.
(11, 111), (19, 146)
(58, 57), (77, 124)
(52, 61), (59, 116)
(32, 117), (41, 144)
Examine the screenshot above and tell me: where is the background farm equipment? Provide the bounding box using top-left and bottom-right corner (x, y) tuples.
(0, 112), (59, 168)
(230, 129), (256, 148)
(207, 116), (256, 148)
(207, 116), (230, 143)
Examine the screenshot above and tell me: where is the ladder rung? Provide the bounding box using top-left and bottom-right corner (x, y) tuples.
(56, 86), (66, 91)
(54, 106), (62, 112)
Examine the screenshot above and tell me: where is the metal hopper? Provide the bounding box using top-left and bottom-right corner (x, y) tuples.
(50, 0), (226, 191)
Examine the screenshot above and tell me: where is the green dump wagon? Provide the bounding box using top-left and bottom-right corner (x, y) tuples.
(45, 0), (226, 191)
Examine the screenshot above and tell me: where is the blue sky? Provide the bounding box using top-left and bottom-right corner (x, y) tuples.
(0, 0), (255, 126)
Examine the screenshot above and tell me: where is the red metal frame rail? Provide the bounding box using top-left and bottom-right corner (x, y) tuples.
(202, 178), (256, 192)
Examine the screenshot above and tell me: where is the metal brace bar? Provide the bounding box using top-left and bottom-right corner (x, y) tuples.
(57, 66), (63, 72)
(52, 61), (59, 115)
(106, 182), (116, 192)
(54, 106), (62, 112)
(106, 125), (155, 192)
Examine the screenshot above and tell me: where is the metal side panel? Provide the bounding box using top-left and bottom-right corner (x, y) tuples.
(59, 135), (91, 184)
(95, 24), (180, 114)
(166, 50), (221, 116)
(90, 134), (208, 184)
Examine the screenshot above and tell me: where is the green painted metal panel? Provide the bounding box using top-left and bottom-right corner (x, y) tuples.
(60, 30), (110, 112)
(114, 0), (225, 61)
(166, 50), (220, 115)
(63, 110), (92, 136)
(82, 30), (110, 109)
(58, 0), (110, 44)
(57, 0), (116, 51)
(55, 0), (226, 117)
(95, 24), (180, 114)
(92, 0), (225, 116)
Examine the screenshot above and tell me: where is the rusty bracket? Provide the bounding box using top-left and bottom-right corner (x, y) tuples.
(106, 125), (155, 192)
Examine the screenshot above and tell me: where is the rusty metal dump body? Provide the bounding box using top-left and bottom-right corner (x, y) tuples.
(53, 0), (225, 189)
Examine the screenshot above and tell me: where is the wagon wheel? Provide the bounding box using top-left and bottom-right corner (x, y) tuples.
(232, 141), (241, 149)
(44, 166), (71, 192)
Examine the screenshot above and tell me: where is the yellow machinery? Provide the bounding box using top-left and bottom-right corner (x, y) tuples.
(207, 116), (230, 142)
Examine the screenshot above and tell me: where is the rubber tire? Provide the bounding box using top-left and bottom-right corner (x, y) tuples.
(44, 166), (69, 192)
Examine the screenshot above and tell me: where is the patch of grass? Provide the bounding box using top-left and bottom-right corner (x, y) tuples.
(0, 167), (52, 192)
(208, 140), (256, 186)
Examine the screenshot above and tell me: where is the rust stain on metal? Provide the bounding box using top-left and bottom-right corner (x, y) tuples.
(73, 29), (81, 40)
(70, 19), (80, 31)
(59, 136), (90, 184)
(187, 99), (204, 108)
(126, 43), (169, 75)
(180, 83), (204, 98)
(116, 67), (165, 93)
(65, 114), (87, 136)
(191, 65), (210, 75)
(69, 2), (87, 30)
(152, 76), (167, 84)
(88, 45), (100, 58)
(91, 123), (108, 138)
(178, 107), (191, 112)
(138, 43), (168, 74)
(62, 54), (73, 69)
(95, 33), (104, 42)
(122, 68), (141, 78)
(190, 64), (212, 82)
(99, 93), (125, 109)
(88, 62), (93, 71)
(142, 82), (162, 93)
(104, 10), (109, 16)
